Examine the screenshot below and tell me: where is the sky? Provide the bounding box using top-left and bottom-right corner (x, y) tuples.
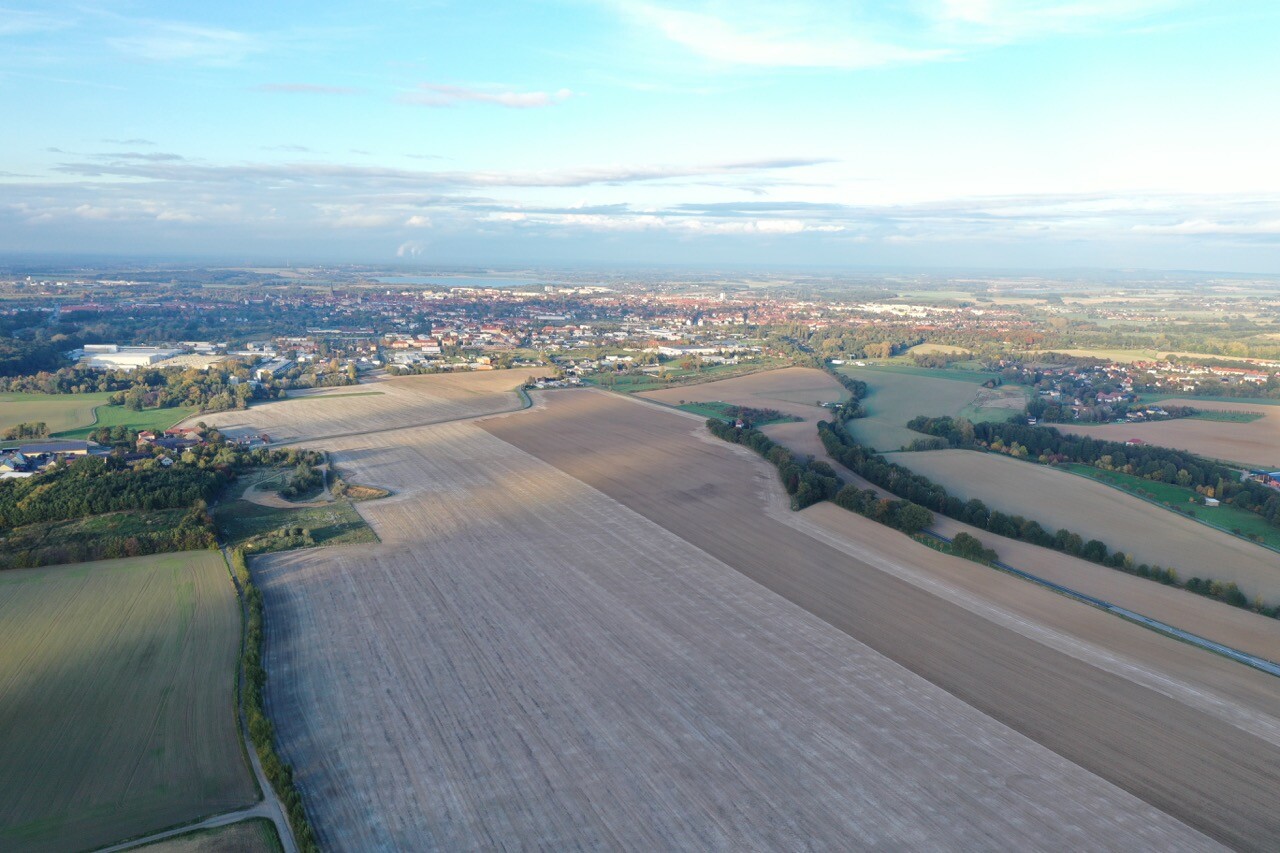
(2, 0), (1279, 271)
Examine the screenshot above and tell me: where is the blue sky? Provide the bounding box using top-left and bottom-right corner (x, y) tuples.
(3, 1), (1279, 270)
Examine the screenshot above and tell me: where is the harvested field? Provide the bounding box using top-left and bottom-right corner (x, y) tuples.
(894, 449), (1280, 602)
(257, 416), (1214, 851)
(192, 368), (550, 443)
(636, 366), (847, 461)
(0, 552), (253, 853)
(835, 365), (1029, 450)
(137, 819), (281, 853)
(637, 365), (847, 414)
(815, 457), (1280, 662)
(1061, 398), (1280, 469)
(485, 390), (1280, 849)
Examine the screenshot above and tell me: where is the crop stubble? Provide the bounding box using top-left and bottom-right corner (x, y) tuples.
(484, 390), (1280, 850)
(1060, 398), (1280, 468)
(255, 417), (1213, 850)
(895, 448), (1280, 602)
(228, 374), (1280, 849)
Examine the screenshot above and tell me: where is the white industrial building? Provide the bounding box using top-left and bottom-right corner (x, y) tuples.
(81, 344), (182, 369)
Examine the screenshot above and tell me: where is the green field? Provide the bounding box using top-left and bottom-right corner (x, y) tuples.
(0, 391), (113, 435)
(52, 402), (199, 439)
(0, 391), (198, 440)
(1187, 410), (1265, 423)
(675, 400), (799, 425)
(138, 818), (282, 853)
(0, 551), (255, 852)
(1137, 393), (1280, 407)
(837, 365), (1030, 451)
(1062, 464), (1280, 550)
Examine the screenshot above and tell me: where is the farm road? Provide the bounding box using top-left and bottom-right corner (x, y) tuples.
(92, 804), (283, 853)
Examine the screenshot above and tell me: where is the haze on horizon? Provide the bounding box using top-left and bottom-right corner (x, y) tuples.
(2, 1), (1279, 272)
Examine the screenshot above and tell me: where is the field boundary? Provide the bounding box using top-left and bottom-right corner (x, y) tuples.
(1054, 464), (1280, 557)
(918, 530), (1280, 679)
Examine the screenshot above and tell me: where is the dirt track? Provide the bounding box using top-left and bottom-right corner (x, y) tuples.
(231, 375), (1241, 850)
(483, 389), (1280, 850)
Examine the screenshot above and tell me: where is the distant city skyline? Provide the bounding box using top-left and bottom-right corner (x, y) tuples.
(3, 1), (1279, 271)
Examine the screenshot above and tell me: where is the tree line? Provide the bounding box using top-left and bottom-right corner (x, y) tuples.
(704, 418), (935, 535)
(2, 421), (47, 440)
(908, 416), (1280, 527)
(818, 420), (1276, 617)
(704, 419), (839, 509)
(0, 506), (216, 570)
(231, 549), (321, 853)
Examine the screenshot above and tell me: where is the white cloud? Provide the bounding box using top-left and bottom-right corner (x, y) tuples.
(405, 215), (432, 227)
(608, 0), (1187, 70)
(255, 83), (361, 95)
(401, 83), (574, 109)
(619, 3), (949, 69)
(107, 22), (262, 66)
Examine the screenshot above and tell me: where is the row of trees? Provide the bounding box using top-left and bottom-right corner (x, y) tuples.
(703, 417), (935, 535)
(820, 420), (1278, 617)
(232, 549), (321, 852)
(908, 416), (1280, 526)
(2, 421), (47, 440)
(705, 419), (839, 509)
(0, 456), (225, 528)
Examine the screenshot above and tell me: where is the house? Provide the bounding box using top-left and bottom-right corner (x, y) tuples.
(1125, 438), (1145, 446)
(1204, 497), (1220, 507)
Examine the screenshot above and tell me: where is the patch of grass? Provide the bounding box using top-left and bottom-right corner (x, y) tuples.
(0, 551), (254, 852)
(135, 817), (283, 853)
(675, 400), (799, 425)
(1136, 393), (1280, 407)
(1062, 463), (1280, 550)
(585, 359), (790, 393)
(1186, 410), (1266, 423)
(53, 402), (200, 439)
(216, 496), (377, 554)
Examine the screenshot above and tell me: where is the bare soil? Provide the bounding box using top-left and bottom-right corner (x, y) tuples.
(1060, 399), (1280, 469)
(219, 375), (1233, 850)
(895, 449), (1280, 602)
(484, 390), (1280, 850)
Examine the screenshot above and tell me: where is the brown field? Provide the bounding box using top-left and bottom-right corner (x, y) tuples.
(208, 375), (1252, 850)
(894, 449), (1280, 602)
(1060, 398), (1280, 468)
(486, 391), (1280, 849)
(826, 458), (1280, 662)
(191, 368), (550, 443)
(637, 366), (847, 460)
(0, 552), (253, 853)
